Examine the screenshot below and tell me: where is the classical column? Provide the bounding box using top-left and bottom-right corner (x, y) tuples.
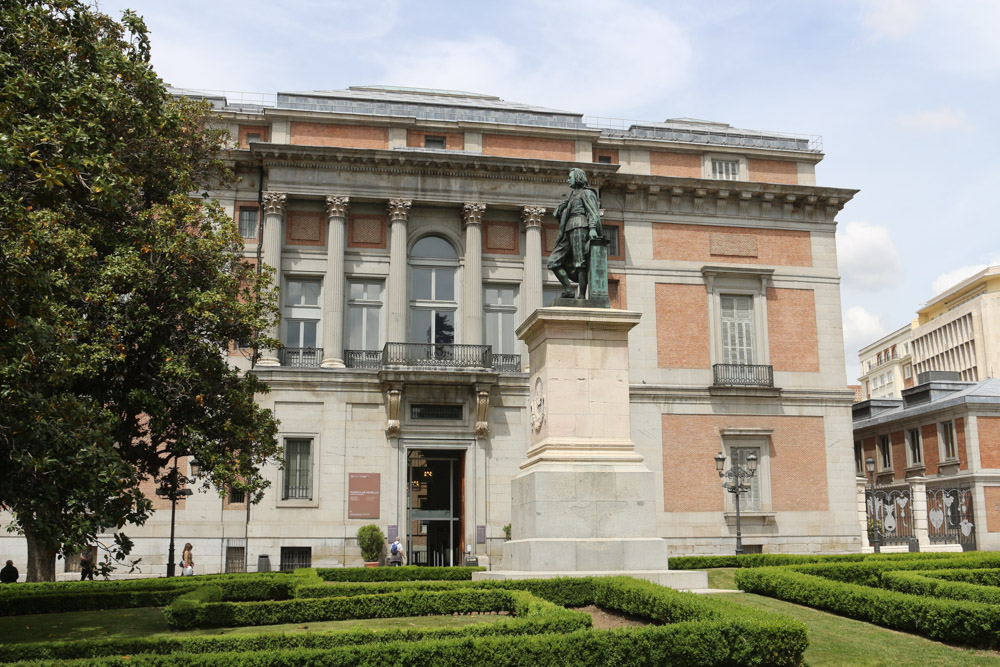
(321, 195), (349, 368)
(386, 199), (412, 343)
(258, 192), (285, 367)
(521, 206), (545, 319)
(462, 203), (486, 346)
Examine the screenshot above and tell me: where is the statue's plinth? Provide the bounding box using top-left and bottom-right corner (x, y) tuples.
(473, 308), (706, 590)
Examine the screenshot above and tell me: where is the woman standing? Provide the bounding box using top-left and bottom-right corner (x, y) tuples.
(181, 543), (194, 576)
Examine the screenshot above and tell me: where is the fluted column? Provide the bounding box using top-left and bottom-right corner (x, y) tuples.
(386, 199), (412, 343)
(521, 206), (545, 319)
(462, 203), (486, 345)
(321, 195), (349, 368)
(258, 192), (286, 366)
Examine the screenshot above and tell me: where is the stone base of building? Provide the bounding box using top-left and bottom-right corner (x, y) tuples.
(472, 568), (707, 590)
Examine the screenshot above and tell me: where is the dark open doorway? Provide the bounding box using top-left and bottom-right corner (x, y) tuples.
(407, 449), (464, 566)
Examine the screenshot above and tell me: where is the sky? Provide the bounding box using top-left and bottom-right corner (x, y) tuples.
(93, 0), (1000, 383)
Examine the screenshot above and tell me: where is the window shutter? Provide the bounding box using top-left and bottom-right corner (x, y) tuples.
(721, 295), (754, 365)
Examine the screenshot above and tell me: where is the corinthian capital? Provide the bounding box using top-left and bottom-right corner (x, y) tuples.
(262, 192), (286, 216)
(387, 198), (412, 222)
(521, 206), (546, 228)
(325, 195), (350, 219)
(462, 202), (486, 227)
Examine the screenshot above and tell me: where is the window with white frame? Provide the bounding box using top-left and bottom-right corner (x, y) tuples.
(941, 421), (957, 461)
(238, 206), (258, 239)
(725, 444), (764, 512)
(904, 364), (912, 379)
(282, 438), (313, 500)
(282, 278), (322, 365)
(878, 435), (892, 470)
(483, 285), (518, 355)
(906, 428), (922, 466)
(346, 279), (383, 351)
(720, 294), (755, 365)
(409, 236), (457, 346)
(712, 159), (740, 180)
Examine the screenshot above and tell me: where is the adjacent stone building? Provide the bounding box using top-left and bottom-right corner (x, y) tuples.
(1, 86), (863, 576)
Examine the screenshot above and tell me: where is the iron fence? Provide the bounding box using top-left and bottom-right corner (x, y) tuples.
(344, 349), (382, 369)
(280, 347), (322, 367)
(926, 485), (976, 549)
(383, 343), (492, 369)
(493, 353), (522, 373)
(865, 483), (914, 546)
(713, 364), (774, 387)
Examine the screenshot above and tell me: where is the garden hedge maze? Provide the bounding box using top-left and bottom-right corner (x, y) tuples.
(0, 566), (806, 666)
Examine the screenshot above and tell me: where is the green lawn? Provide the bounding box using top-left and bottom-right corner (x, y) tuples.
(717, 590), (1000, 666)
(0, 607), (506, 645)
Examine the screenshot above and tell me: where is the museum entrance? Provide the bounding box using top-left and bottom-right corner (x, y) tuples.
(407, 449), (464, 566)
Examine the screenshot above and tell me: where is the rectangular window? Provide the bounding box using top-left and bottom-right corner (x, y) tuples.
(483, 285), (518, 355)
(346, 280), (383, 350)
(597, 155), (612, 164)
(225, 541), (246, 573)
(878, 435), (892, 470)
(941, 421), (957, 460)
(279, 546), (312, 571)
(904, 365), (912, 379)
(907, 428), (922, 465)
(602, 224), (620, 257)
(283, 438), (312, 500)
(712, 159), (740, 180)
(410, 404), (463, 420)
(720, 294), (754, 365)
(730, 446), (761, 511)
(285, 279), (321, 307)
(228, 488), (246, 504)
(854, 440), (864, 476)
(424, 135), (446, 149)
(238, 207), (258, 239)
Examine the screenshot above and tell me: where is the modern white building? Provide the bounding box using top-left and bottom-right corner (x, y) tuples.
(2, 86), (864, 577)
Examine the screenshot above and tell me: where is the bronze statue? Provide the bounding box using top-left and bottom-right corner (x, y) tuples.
(548, 168), (603, 299)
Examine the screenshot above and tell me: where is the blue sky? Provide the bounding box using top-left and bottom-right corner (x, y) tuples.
(94, 0), (1000, 381)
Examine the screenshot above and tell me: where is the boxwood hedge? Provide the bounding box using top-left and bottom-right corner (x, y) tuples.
(668, 550), (980, 571)
(315, 566), (484, 582)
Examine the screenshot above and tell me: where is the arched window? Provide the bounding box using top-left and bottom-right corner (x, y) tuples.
(409, 236), (457, 346)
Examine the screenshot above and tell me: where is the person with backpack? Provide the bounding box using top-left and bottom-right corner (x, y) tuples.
(388, 538), (405, 566)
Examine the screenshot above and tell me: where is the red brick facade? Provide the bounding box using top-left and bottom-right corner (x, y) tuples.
(652, 223), (813, 267)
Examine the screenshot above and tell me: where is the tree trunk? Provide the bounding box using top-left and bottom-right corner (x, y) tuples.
(25, 530), (57, 582)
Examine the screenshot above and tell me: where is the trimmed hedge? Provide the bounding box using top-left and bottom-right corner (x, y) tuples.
(880, 569), (1000, 605)
(668, 550), (980, 570)
(1, 623), (806, 666)
(4, 577), (806, 666)
(736, 565), (1000, 648)
(163, 587), (528, 630)
(315, 566), (484, 582)
(0, 573), (298, 616)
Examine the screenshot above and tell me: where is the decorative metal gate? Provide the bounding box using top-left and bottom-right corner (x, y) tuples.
(866, 483), (914, 547)
(926, 485), (976, 550)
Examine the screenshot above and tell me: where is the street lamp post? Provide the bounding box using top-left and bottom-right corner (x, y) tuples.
(715, 451), (758, 555)
(156, 457), (200, 577)
(865, 456), (881, 554)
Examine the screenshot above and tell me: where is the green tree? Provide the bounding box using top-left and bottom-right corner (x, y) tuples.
(0, 0), (281, 581)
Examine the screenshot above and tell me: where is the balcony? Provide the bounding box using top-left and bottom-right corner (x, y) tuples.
(713, 363), (773, 387)
(280, 347), (322, 367)
(343, 343), (521, 374)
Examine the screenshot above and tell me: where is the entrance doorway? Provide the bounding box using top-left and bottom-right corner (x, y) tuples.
(407, 449), (464, 566)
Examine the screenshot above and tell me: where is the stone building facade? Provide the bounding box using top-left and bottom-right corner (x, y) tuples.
(2, 86), (863, 576)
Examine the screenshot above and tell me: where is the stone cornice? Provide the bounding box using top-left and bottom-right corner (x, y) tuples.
(243, 144), (855, 223)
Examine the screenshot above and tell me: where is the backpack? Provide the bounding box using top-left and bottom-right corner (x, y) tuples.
(390, 542), (399, 556)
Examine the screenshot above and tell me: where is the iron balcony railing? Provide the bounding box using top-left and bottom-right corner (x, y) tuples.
(343, 344), (521, 373)
(343, 349), (382, 369)
(713, 363), (774, 387)
(280, 347), (322, 368)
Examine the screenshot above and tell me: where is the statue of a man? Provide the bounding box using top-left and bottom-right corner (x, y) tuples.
(548, 168), (602, 298)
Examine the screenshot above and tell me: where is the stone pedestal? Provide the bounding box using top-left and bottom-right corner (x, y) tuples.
(473, 307), (706, 590)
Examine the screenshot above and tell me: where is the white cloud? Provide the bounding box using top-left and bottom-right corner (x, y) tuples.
(859, 0), (923, 39)
(897, 107), (969, 131)
(836, 221), (904, 290)
(369, 0), (692, 116)
(843, 306), (889, 350)
(856, 0), (1000, 78)
(930, 262), (997, 297)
